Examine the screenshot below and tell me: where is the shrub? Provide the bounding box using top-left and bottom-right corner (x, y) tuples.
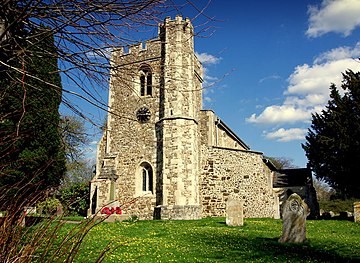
(59, 182), (89, 216)
(37, 198), (62, 215)
(319, 198), (360, 213)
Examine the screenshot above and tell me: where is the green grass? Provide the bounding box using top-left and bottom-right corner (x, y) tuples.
(59, 218), (360, 262)
(60, 215), (86, 221)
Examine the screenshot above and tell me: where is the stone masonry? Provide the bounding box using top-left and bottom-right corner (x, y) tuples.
(89, 16), (278, 220)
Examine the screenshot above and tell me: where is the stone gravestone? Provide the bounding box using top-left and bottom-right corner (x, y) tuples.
(354, 202), (360, 222)
(226, 199), (244, 226)
(279, 193), (309, 243)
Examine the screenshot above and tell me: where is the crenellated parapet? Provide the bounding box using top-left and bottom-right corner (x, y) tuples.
(110, 39), (162, 69)
(113, 38), (161, 57)
(109, 15), (198, 72)
(162, 15), (194, 33)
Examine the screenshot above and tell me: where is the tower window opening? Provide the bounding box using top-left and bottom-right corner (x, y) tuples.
(141, 163), (153, 192)
(139, 65), (152, 96)
(140, 75), (145, 96)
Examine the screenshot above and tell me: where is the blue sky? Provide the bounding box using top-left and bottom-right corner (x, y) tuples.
(188, 0), (360, 167)
(61, 0), (360, 167)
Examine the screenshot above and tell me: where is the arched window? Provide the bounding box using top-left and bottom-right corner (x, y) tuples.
(139, 65), (152, 96)
(141, 162), (153, 193)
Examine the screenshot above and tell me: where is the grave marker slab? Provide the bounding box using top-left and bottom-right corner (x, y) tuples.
(226, 199), (244, 226)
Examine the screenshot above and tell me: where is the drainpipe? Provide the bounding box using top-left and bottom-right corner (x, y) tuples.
(215, 117), (220, 146)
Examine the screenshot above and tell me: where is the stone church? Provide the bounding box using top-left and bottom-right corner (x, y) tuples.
(89, 16), (280, 220)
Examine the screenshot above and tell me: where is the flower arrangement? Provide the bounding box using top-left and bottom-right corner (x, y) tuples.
(100, 207), (122, 215)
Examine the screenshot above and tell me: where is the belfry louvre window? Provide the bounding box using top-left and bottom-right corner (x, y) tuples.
(141, 163), (153, 192)
(139, 65), (152, 96)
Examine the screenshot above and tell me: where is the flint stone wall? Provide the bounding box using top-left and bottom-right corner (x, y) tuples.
(200, 146), (276, 218)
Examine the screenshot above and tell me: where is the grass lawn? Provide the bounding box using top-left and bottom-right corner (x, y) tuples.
(60, 217), (359, 262)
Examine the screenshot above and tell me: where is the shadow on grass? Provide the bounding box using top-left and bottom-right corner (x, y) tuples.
(190, 230), (359, 262)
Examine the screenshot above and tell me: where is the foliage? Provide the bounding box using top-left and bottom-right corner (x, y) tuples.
(63, 161), (94, 188)
(59, 217), (360, 262)
(37, 198), (62, 215)
(0, 26), (66, 209)
(302, 70), (360, 199)
(319, 198), (360, 213)
(264, 156), (297, 170)
(60, 115), (94, 187)
(59, 182), (90, 217)
(312, 178), (335, 201)
(60, 115), (90, 162)
(0, 207), (107, 263)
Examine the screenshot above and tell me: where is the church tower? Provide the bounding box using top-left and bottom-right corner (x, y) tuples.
(90, 16), (203, 220)
(156, 16), (203, 219)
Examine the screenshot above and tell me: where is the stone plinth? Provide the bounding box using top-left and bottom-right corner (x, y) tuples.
(354, 202), (360, 222)
(226, 199), (244, 226)
(279, 193), (309, 243)
(155, 205), (201, 220)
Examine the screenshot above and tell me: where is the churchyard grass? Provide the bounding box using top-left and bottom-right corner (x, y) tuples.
(58, 217), (360, 262)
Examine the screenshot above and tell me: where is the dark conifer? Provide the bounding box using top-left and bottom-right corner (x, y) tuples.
(302, 70), (360, 199)
(0, 26), (66, 208)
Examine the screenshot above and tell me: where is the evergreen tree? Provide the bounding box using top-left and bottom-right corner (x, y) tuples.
(302, 70), (360, 199)
(0, 27), (66, 207)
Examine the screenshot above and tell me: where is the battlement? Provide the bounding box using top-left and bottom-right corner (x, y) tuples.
(163, 15), (192, 26)
(112, 38), (161, 57)
(162, 15), (193, 34)
(111, 15), (193, 59)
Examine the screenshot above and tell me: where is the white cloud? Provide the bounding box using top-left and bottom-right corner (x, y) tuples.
(306, 0), (360, 37)
(314, 42), (360, 63)
(246, 105), (310, 125)
(259, 75), (281, 84)
(195, 52), (221, 65)
(265, 128), (308, 142)
(203, 96), (213, 103)
(196, 52), (222, 106)
(247, 42), (360, 141)
(285, 59), (358, 95)
(284, 94), (327, 108)
(86, 47), (112, 60)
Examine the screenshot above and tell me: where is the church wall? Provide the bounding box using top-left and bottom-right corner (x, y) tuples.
(200, 146), (276, 218)
(199, 110), (247, 150)
(216, 125), (246, 150)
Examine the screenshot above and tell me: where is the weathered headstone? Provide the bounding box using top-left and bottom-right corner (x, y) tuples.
(279, 193), (309, 243)
(354, 202), (360, 223)
(273, 195), (280, 219)
(226, 199), (244, 226)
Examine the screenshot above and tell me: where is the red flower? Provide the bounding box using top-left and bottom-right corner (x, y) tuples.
(101, 206), (122, 215)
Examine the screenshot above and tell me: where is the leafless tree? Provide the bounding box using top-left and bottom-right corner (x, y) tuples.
(0, 2), (215, 261)
(0, 0), (214, 124)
